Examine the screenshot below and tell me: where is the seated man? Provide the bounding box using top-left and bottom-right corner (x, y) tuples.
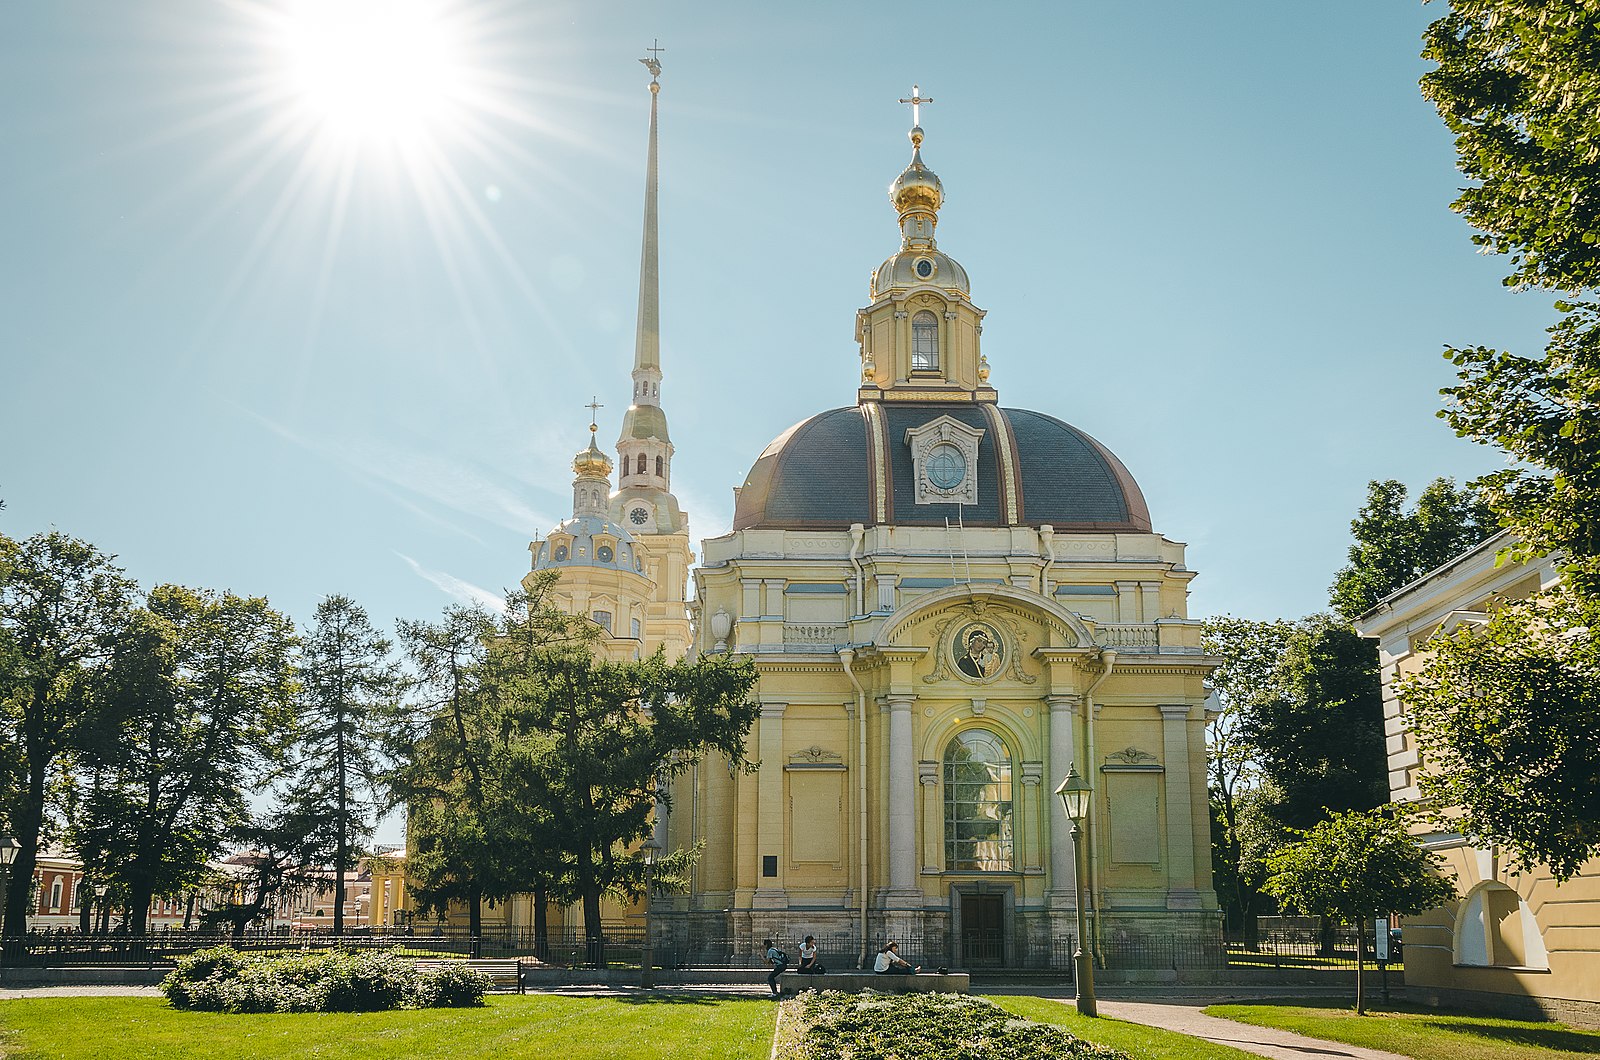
(873, 942), (919, 974)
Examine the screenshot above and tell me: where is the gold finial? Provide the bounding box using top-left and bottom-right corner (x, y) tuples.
(585, 396), (604, 433)
(640, 39), (664, 84)
(899, 84), (933, 147)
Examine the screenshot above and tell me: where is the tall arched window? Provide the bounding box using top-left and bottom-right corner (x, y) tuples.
(655, 455), (664, 477)
(911, 310), (940, 371)
(944, 728), (1014, 871)
(636, 453), (647, 475)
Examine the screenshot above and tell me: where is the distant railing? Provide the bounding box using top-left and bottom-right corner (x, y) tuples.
(1097, 623), (1160, 650)
(783, 623), (849, 652)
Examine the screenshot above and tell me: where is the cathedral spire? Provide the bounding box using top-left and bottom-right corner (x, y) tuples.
(612, 43), (685, 530)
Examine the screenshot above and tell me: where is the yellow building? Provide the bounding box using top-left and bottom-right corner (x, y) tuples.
(1355, 534), (1600, 1026)
(648, 93), (1220, 966)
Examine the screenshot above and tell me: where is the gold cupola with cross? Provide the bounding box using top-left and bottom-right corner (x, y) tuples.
(857, 88), (995, 404)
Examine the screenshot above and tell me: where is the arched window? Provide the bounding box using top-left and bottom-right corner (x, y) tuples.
(943, 728), (1013, 871)
(912, 310), (939, 371)
(636, 453), (647, 475)
(655, 455), (664, 477)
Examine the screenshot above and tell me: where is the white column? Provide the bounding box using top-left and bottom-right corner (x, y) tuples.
(886, 694), (918, 900)
(919, 761), (941, 874)
(1159, 704), (1201, 910)
(1046, 693), (1080, 906)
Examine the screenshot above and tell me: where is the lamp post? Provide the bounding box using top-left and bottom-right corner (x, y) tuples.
(640, 838), (660, 990)
(1055, 766), (1097, 1017)
(0, 836), (19, 965)
(93, 882), (109, 937)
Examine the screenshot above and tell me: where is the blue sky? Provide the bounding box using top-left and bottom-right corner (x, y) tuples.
(0, 0), (1557, 637)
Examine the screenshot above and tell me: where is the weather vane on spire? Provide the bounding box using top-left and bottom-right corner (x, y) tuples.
(640, 39), (664, 82)
(899, 84), (933, 128)
(585, 396), (604, 433)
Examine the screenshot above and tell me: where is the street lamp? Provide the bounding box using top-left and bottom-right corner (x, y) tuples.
(0, 836), (19, 964)
(1055, 766), (1098, 1017)
(639, 838), (661, 990)
(94, 882), (109, 937)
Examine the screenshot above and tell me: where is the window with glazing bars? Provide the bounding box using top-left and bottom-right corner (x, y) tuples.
(911, 310), (939, 370)
(943, 728), (1014, 871)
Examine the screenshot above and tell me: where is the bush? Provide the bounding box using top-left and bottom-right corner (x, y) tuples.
(783, 991), (1128, 1060)
(160, 947), (489, 1014)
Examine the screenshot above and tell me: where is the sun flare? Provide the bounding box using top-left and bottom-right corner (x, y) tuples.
(280, 0), (465, 146)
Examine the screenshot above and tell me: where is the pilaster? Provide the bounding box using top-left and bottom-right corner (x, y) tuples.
(1159, 704), (1203, 910)
(753, 702), (788, 908)
(1045, 693), (1080, 908)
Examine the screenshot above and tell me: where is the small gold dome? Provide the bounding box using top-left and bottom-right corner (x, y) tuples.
(573, 430), (612, 477)
(890, 126), (943, 216)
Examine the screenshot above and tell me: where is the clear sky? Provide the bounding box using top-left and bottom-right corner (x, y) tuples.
(0, 0), (1558, 637)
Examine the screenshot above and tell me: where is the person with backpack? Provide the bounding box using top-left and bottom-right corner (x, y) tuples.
(764, 938), (788, 996)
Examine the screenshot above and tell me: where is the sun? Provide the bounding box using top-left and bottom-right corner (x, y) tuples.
(278, 0), (466, 147)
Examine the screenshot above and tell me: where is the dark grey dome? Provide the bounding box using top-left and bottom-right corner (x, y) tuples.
(732, 403), (1152, 532)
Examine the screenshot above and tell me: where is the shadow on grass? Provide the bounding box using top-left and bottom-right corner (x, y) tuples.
(605, 991), (755, 1007)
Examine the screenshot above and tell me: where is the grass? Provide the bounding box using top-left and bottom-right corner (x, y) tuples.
(989, 995), (1261, 1060)
(0, 994), (776, 1060)
(1205, 999), (1600, 1060)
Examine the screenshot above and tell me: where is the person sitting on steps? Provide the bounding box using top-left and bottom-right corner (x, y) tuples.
(797, 935), (825, 975)
(873, 941), (919, 974)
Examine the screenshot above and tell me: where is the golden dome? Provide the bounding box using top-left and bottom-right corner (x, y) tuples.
(573, 428), (612, 477)
(890, 126), (943, 216)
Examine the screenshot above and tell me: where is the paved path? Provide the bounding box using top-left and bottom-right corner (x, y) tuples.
(1096, 1000), (1410, 1060)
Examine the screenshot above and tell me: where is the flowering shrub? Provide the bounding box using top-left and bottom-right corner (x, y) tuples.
(783, 990), (1128, 1060)
(161, 946), (490, 1013)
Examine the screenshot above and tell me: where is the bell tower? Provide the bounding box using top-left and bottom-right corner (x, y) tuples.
(857, 87), (995, 405)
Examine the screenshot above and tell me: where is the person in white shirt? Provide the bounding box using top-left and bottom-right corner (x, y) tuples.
(873, 941), (919, 974)
(797, 935), (825, 975)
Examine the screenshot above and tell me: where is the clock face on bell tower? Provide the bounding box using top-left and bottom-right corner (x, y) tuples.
(630, 506), (649, 525)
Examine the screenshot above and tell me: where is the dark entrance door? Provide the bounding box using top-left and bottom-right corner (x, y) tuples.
(960, 893), (1004, 967)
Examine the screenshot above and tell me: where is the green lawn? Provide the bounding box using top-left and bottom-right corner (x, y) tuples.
(0, 994), (776, 1060)
(989, 995), (1261, 1060)
(1205, 1000), (1600, 1060)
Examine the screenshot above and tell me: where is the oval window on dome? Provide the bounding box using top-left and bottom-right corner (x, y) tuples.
(927, 443), (966, 490)
(914, 257), (935, 279)
(553, 545), (569, 561)
(597, 545), (614, 563)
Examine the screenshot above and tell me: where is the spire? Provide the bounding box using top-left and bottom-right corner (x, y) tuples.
(632, 42), (663, 390)
(614, 42), (681, 514)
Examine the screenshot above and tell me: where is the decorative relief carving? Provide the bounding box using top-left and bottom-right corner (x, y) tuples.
(1102, 747), (1163, 772)
(786, 746), (845, 771)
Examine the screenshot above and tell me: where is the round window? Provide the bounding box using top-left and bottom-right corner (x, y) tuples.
(553, 545), (569, 561)
(927, 444), (966, 490)
(597, 545), (614, 563)
(914, 257), (935, 279)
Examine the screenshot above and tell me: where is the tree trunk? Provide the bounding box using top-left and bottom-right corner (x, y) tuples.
(182, 891), (195, 931)
(4, 763), (47, 944)
(1319, 915), (1337, 957)
(468, 886), (482, 958)
(128, 881), (152, 936)
(334, 705), (348, 937)
(533, 881), (549, 961)
(1355, 918), (1366, 1015)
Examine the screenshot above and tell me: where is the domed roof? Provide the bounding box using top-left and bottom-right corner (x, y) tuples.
(871, 248), (970, 299)
(732, 403), (1152, 532)
(534, 515), (647, 574)
(890, 126), (943, 216)
(573, 437), (612, 477)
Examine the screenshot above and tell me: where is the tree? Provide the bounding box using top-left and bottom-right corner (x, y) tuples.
(393, 604), (503, 937)
(517, 648), (759, 950)
(1329, 478), (1497, 621)
(1421, 4), (1600, 598)
(1265, 807), (1457, 1013)
(1203, 616), (1298, 936)
(209, 800), (339, 939)
(68, 585), (299, 933)
(1399, 585), (1600, 881)
(1242, 617), (1389, 833)
(0, 531), (134, 942)
(289, 595), (399, 935)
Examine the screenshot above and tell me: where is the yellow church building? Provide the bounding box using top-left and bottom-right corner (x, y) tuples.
(511, 59), (1220, 968)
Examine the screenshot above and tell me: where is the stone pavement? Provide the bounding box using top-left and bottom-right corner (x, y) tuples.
(1094, 999), (1410, 1060)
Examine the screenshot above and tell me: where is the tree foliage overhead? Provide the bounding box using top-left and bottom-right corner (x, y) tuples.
(1422, 2), (1600, 598)
(1421, 2), (1600, 292)
(1329, 478), (1497, 620)
(1400, 585), (1600, 881)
